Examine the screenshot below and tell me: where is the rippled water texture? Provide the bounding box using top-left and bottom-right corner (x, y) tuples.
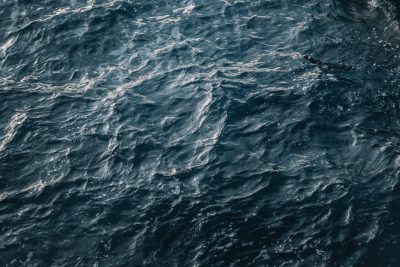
(2, 0), (400, 266)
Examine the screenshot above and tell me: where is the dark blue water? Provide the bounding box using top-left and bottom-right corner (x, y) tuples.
(2, 0), (400, 266)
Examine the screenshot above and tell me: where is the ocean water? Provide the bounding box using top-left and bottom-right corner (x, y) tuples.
(1, 0), (400, 266)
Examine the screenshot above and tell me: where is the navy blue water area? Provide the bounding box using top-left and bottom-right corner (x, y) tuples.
(1, 0), (400, 266)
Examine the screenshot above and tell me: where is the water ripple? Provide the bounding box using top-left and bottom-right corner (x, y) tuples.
(1, 0), (400, 266)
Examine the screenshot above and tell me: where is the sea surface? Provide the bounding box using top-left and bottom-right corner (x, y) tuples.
(1, 0), (400, 266)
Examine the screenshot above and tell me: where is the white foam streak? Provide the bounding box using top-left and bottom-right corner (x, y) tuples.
(0, 36), (15, 55)
(0, 113), (27, 153)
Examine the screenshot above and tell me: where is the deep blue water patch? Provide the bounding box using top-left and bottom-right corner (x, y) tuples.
(1, 0), (400, 266)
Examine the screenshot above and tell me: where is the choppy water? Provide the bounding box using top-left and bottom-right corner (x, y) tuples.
(2, 0), (400, 266)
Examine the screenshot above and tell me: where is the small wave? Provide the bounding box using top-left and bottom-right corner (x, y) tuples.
(0, 113), (27, 153)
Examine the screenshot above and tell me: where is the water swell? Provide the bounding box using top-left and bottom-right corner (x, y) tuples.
(1, 0), (400, 266)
